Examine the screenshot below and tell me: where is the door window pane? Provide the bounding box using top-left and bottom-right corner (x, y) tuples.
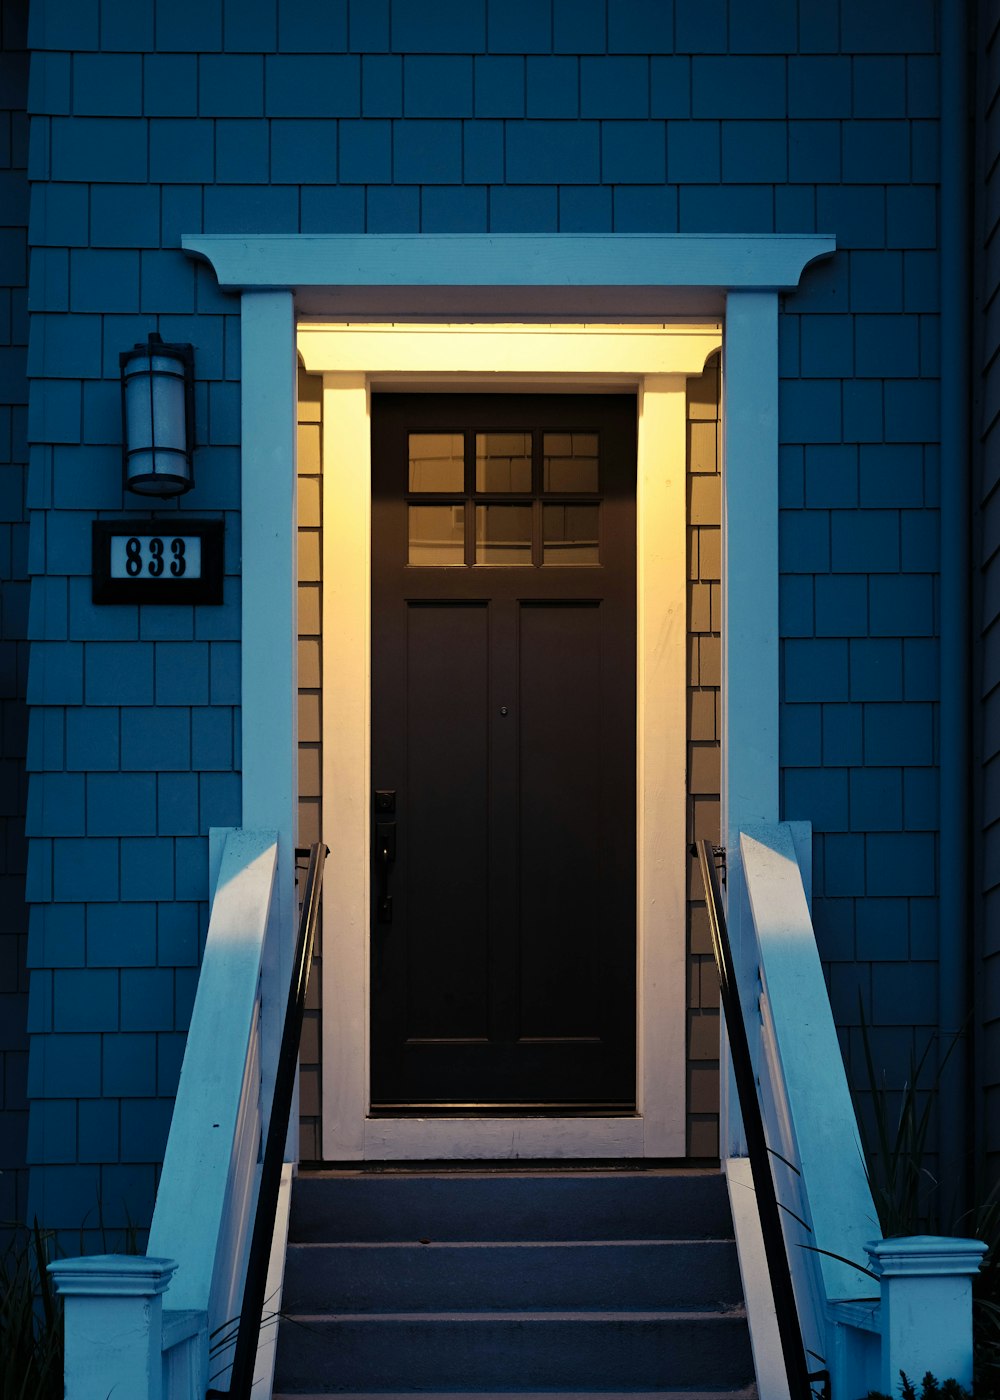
(408, 433), (464, 492)
(543, 433), (599, 492)
(543, 503), (599, 565)
(475, 432), (532, 492)
(475, 504), (532, 565)
(409, 504), (465, 565)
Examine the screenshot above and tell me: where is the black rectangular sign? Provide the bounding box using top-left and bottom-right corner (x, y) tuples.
(92, 520), (225, 604)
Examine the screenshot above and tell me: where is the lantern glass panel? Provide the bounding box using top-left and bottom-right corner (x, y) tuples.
(122, 341), (193, 496)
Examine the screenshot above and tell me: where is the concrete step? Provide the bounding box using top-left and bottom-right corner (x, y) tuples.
(289, 1169), (733, 1243)
(273, 1311), (755, 1393)
(282, 1238), (744, 1313)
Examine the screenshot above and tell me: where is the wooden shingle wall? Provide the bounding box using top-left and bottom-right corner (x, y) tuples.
(0, 0), (29, 1232)
(296, 368), (322, 1162)
(687, 352), (722, 1157)
(21, 0), (942, 1227)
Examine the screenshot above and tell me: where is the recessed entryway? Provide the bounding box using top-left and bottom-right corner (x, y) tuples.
(296, 321), (722, 1159)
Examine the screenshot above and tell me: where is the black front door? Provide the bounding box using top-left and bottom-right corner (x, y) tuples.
(370, 394), (636, 1112)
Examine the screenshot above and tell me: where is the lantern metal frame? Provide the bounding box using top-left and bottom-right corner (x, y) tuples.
(119, 332), (196, 498)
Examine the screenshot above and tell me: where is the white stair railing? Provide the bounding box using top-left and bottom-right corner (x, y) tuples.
(727, 822), (985, 1400)
(50, 828), (280, 1400)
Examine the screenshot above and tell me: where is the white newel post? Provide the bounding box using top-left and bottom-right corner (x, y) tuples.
(867, 1237), (987, 1392)
(49, 1255), (177, 1400)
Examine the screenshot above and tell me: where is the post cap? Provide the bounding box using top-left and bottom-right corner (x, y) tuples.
(866, 1236), (988, 1279)
(48, 1255), (178, 1297)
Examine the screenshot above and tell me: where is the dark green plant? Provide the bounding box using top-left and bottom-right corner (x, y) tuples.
(865, 1369), (985, 1400)
(206, 1290), (285, 1390)
(960, 1178), (1000, 1388)
(856, 1002), (945, 1237)
(0, 1221), (63, 1400)
(0, 1194), (142, 1400)
(853, 1004), (1000, 1390)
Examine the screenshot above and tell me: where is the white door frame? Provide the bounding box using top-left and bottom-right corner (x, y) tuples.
(298, 323), (721, 1160)
(182, 233), (836, 1160)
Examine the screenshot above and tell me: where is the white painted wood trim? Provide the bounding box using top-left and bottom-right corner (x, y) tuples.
(721, 293), (780, 838)
(299, 322), (725, 375)
(241, 291), (298, 1149)
(185, 232), (836, 292)
(251, 1162), (294, 1399)
(636, 375), (689, 1157)
(740, 823), (878, 1303)
(721, 290), (781, 1158)
(147, 830), (277, 1322)
(50, 1257), (180, 1400)
(208, 825), (234, 907)
(726, 1154), (790, 1400)
(320, 374), (371, 1161)
(315, 326), (717, 1161)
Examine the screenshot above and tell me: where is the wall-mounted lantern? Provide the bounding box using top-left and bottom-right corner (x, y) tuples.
(120, 333), (195, 498)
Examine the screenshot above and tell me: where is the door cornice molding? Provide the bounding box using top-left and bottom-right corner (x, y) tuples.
(184, 232), (834, 293)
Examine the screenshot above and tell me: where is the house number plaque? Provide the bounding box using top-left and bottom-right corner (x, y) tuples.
(92, 520), (225, 604)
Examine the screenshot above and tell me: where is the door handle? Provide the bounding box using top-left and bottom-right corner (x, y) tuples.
(375, 821), (396, 924)
(376, 821), (396, 866)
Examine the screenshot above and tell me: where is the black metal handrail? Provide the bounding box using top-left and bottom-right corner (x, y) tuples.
(694, 840), (829, 1400)
(208, 840), (327, 1400)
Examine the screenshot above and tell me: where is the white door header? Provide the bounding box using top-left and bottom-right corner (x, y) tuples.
(183, 232), (835, 294)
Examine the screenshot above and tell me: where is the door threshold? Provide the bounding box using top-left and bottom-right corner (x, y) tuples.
(368, 1103), (637, 1117)
(336, 1111), (681, 1159)
(298, 1157), (722, 1174)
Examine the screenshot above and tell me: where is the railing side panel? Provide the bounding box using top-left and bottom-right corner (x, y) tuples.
(146, 829), (278, 1320)
(211, 994), (263, 1349)
(756, 980), (833, 1371)
(741, 824), (879, 1302)
(161, 1310), (208, 1400)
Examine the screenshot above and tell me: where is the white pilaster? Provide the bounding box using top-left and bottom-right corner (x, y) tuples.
(240, 289), (298, 1148)
(721, 289), (781, 1156)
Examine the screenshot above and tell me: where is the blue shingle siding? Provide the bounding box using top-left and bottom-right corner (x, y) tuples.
(0, 0), (29, 1233)
(19, 0), (948, 1222)
(978, 2), (1000, 1178)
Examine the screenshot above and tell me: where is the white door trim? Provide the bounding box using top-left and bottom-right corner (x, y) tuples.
(300, 323), (720, 1160)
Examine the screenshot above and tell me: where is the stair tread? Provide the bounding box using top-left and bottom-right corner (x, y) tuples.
(287, 1237), (738, 1248)
(300, 1166), (724, 1176)
(283, 1308), (748, 1322)
(282, 1236), (744, 1313)
(291, 1203), (733, 1240)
